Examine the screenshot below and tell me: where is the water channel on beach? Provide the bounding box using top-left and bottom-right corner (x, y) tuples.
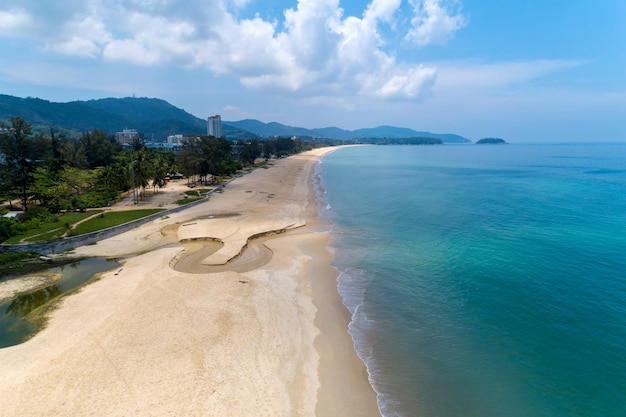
(0, 241), (274, 348)
(0, 257), (120, 348)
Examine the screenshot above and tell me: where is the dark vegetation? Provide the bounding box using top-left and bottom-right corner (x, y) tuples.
(476, 138), (507, 144)
(0, 252), (40, 275)
(225, 120), (470, 143)
(0, 117), (315, 244)
(0, 94), (207, 141)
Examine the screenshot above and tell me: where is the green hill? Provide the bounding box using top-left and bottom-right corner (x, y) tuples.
(0, 95), (209, 140)
(476, 137), (507, 144)
(225, 120), (471, 143)
(0, 94), (471, 143)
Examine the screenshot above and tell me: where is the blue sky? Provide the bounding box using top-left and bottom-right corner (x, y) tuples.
(0, 0), (625, 142)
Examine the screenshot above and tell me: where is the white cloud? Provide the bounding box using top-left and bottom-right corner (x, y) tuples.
(0, 8), (32, 35)
(434, 59), (587, 91)
(221, 104), (252, 120)
(406, 0), (466, 46)
(376, 65), (437, 98)
(364, 0), (403, 24)
(103, 13), (199, 66)
(0, 0), (469, 103)
(46, 15), (111, 58)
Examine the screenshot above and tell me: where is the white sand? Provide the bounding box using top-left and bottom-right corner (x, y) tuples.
(0, 272), (60, 304)
(0, 148), (380, 416)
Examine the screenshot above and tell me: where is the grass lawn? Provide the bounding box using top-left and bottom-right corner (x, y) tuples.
(73, 209), (166, 235)
(252, 161), (270, 168)
(26, 227), (69, 243)
(185, 189), (213, 197)
(176, 197), (203, 205)
(4, 212), (101, 244)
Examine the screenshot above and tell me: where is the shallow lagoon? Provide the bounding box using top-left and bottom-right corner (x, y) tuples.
(0, 257), (120, 348)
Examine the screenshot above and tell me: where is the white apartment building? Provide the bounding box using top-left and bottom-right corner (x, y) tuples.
(207, 115), (222, 138)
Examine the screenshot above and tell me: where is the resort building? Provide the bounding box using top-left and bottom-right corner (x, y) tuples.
(167, 134), (184, 144)
(207, 115), (222, 138)
(116, 129), (140, 145)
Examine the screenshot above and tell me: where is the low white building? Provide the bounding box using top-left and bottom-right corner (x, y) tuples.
(167, 134), (183, 144)
(116, 129), (139, 145)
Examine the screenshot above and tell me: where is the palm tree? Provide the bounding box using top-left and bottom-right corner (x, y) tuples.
(97, 165), (115, 206)
(132, 149), (151, 201)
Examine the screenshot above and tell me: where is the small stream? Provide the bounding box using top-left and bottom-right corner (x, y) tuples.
(0, 258), (120, 348)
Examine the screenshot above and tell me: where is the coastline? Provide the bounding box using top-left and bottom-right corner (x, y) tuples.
(0, 147), (381, 416)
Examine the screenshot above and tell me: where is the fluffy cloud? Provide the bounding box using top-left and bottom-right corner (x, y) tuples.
(0, 0), (466, 102)
(0, 8), (32, 34)
(46, 15), (112, 57)
(376, 65), (437, 99)
(406, 0), (466, 46)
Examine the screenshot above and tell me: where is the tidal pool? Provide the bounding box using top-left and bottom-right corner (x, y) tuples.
(0, 257), (120, 348)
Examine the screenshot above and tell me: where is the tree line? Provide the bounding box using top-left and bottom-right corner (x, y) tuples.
(0, 117), (317, 242)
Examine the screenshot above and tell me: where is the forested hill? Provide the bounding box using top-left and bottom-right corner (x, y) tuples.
(225, 120), (471, 143)
(0, 94), (471, 143)
(0, 95), (207, 140)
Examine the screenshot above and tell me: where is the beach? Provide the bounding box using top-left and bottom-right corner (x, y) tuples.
(0, 148), (380, 416)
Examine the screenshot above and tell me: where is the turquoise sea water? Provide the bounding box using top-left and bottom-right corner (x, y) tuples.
(317, 143), (626, 417)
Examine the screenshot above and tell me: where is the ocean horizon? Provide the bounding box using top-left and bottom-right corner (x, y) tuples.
(316, 143), (626, 417)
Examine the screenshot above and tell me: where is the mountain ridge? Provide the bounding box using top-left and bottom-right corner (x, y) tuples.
(0, 94), (470, 143)
(223, 120), (470, 143)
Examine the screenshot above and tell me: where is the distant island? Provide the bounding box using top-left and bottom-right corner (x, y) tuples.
(476, 138), (507, 144)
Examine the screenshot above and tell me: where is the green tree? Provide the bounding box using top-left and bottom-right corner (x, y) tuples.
(96, 165), (116, 206)
(239, 139), (261, 166)
(79, 130), (120, 169)
(177, 137), (202, 182)
(61, 139), (88, 168)
(29, 166), (67, 212)
(176, 136), (239, 184)
(0, 117), (49, 212)
(131, 148), (151, 201)
(0, 216), (15, 242)
(48, 128), (66, 177)
(147, 148), (175, 193)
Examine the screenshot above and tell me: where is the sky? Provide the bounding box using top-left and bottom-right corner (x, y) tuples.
(0, 0), (625, 142)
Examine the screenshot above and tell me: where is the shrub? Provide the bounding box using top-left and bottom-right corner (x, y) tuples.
(19, 205), (49, 223)
(0, 218), (16, 242)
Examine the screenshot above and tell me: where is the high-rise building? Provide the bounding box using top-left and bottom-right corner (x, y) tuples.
(207, 115), (222, 138)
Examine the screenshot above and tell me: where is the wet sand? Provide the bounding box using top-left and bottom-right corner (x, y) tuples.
(0, 272), (61, 304)
(0, 148), (381, 416)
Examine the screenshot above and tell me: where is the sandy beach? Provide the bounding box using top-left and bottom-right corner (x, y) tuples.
(0, 148), (381, 416)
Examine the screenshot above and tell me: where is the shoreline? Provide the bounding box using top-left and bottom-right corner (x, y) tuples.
(0, 147), (381, 416)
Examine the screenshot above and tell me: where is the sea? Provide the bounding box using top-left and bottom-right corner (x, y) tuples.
(315, 143), (626, 417)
